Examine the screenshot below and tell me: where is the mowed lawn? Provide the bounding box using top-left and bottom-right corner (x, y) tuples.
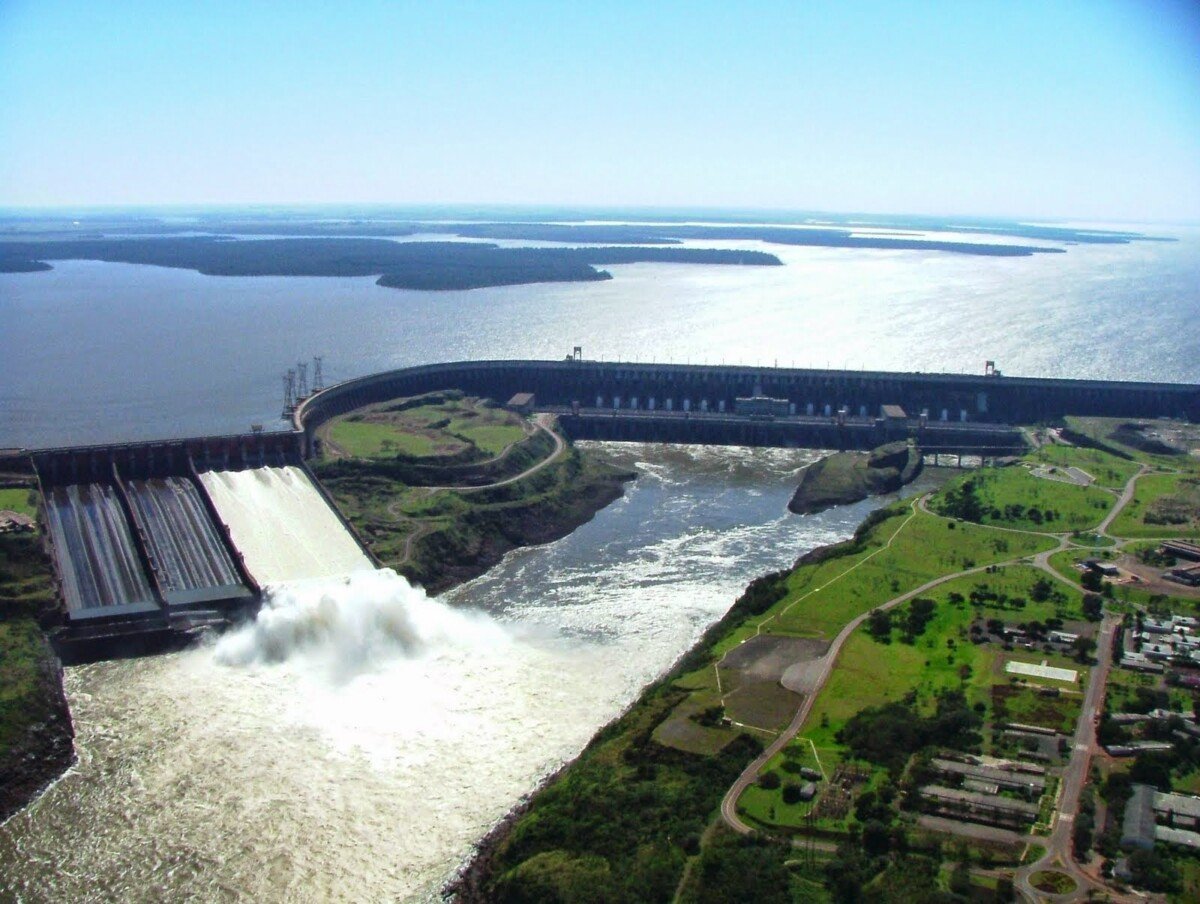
(328, 418), (443, 458)
(935, 464), (1114, 532)
(326, 396), (528, 460)
(759, 507), (1057, 640)
(0, 487), (37, 518)
(1030, 443), (1140, 490)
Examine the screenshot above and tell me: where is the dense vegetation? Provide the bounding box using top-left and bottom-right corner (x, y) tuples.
(836, 691), (983, 773)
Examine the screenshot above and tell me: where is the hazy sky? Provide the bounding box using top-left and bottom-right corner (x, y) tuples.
(1, 0), (1198, 220)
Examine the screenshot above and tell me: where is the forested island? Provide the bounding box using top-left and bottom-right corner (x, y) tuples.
(0, 211), (1174, 287)
(0, 237), (782, 290)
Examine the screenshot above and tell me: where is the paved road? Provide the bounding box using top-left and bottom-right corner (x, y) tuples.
(383, 414), (567, 564)
(422, 413), (566, 494)
(1013, 616), (1119, 903)
(1096, 464), (1149, 536)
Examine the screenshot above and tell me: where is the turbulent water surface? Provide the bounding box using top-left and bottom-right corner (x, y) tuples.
(0, 444), (908, 903)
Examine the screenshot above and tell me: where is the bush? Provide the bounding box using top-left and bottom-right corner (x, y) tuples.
(758, 770), (781, 791)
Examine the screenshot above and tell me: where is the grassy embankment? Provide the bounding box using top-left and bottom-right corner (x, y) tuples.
(469, 465), (1082, 901)
(314, 391), (634, 593)
(0, 483), (74, 821)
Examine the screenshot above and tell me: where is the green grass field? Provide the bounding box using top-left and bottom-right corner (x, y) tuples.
(933, 464), (1114, 532)
(325, 394), (527, 461)
(327, 418), (443, 458)
(758, 508), (1057, 640)
(1111, 472), (1200, 538)
(0, 487), (37, 518)
(0, 618), (51, 752)
(1031, 443), (1141, 490)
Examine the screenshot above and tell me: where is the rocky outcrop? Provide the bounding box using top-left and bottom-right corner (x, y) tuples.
(788, 441), (922, 515)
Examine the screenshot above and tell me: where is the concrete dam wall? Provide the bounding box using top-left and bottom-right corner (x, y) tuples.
(125, 477), (248, 607)
(30, 432), (374, 656)
(295, 359), (1200, 454)
(43, 482), (159, 617)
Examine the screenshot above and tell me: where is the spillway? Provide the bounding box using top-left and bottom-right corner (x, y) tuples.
(43, 483), (157, 613)
(198, 465), (374, 585)
(125, 477), (246, 602)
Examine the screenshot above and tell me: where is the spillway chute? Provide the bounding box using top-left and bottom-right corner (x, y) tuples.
(198, 465), (375, 586)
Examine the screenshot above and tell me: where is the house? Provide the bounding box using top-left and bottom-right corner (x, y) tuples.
(505, 392), (536, 414)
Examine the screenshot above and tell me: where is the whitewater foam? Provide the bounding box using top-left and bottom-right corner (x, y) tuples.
(214, 569), (507, 680)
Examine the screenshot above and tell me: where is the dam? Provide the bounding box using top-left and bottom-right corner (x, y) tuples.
(27, 431), (376, 659)
(17, 356), (1199, 658)
(294, 357), (1200, 456)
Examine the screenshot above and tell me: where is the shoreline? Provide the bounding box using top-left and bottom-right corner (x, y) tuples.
(0, 628), (75, 826)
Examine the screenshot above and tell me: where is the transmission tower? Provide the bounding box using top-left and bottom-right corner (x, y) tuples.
(312, 356), (324, 391)
(282, 369), (296, 419)
(296, 361), (308, 398)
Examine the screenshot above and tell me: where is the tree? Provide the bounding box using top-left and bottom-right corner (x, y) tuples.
(868, 608), (892, 642)
(1127, 849), (1182, 893)
(995, 876), (1015, 902)
(949, 861), (971, 897)
(1082, 593), (1103, 621)
(1073, 636), (1096, 663)
(861, 819), (891, 857)
(1130, 752), (1174, 791)
(1030, 577), (1055, 602)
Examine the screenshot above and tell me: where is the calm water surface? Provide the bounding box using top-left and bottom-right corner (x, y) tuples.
(2, 228), (1197, 448)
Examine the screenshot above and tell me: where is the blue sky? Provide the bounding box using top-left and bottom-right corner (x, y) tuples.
(1, 0), (1198, 220)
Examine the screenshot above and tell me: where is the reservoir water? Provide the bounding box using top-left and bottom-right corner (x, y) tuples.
(1, 227), (1197, 449)
(0, 443), (891, 902)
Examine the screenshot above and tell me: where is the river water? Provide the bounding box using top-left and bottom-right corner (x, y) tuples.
(0, 443), (896, 903)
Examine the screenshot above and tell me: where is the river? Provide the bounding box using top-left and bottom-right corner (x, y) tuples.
(0, 443), (909, 902)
